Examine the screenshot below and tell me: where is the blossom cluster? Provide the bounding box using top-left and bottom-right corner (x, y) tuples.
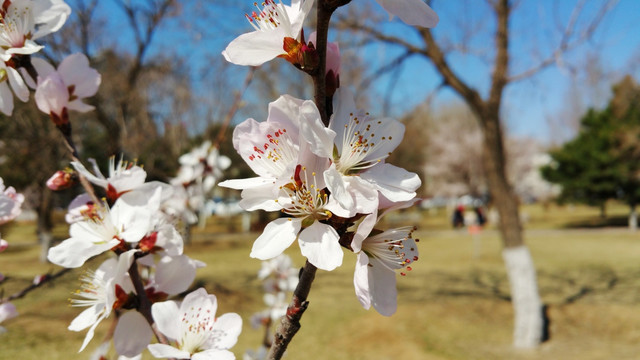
(0, 1), (242, 358)
(43, 158), (241, 358)
(221, 0), (436, 316)
(1, 0), (439, 358)
(0, 0), (101, 120)
(170, 141), (232, 226)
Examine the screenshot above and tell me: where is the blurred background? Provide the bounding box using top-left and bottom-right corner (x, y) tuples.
(2, 0), (640, 359)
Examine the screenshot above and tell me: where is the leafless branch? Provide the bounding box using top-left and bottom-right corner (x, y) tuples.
(509, 0), (618, 82)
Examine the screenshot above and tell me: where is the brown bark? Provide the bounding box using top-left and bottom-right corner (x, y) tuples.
(418, 0), (523, 248)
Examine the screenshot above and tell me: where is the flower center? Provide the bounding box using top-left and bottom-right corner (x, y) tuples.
(0, 2), (33, 49)
(279, 164), (330, 221)
(70, 270), (109, 309)
(248, 127), (298, 177)
(362, 227), (419, 275)
(245, 0), (291, 32)
(179, 307), (227, 354)
(336, 112), (394, 174)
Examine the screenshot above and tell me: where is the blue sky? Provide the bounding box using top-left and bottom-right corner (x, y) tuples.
(90, 0), (640, 144)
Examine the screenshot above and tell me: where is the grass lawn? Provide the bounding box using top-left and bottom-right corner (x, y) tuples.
(1, 203), (640, 359)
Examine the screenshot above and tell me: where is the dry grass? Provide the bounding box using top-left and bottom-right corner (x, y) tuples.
(2, 203), (640, 359)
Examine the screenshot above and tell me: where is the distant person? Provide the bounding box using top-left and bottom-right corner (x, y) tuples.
(474, 206), (486, 227)
(452, 205), (465, 228)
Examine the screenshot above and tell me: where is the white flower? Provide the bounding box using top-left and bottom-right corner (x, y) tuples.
(222, 0), (315, 66)
(0, 302), (18, 333)
(72, 157), (147, 201)
(148, 288), (242, 360)
(173, 141), (231, 192)
(219, 94), (312, 212)
(249, 154), (350, 271)
(375, 0), (439, 27)
(33, 53), (101, 118)
(68, 258), (120, 352)
(353, 226), (418, 316)
(302, 88), (421, 213)
(161, 185), (199, 225)
(0, 0), (71, 58)
(47, 191), (158, 268)
(263, 291), (289, 321)
(0, 177), (24, 225)
(258, 254), (298, 293)
(0, 238), (8, 252)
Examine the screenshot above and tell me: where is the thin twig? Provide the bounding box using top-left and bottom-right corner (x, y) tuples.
(1, 268), (72, 303)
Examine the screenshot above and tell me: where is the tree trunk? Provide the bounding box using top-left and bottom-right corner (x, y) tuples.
(599, 202), (607, 218)
(480, 109), (543, 348)
(629, 203), (637, 231)
(503, 246), (543, 348)
(37, 188), (54, 263)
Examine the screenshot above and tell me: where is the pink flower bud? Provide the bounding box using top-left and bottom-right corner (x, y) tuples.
(46, 170), (76, 191)
(308, 31), (341, 77)
(0, 239), (7, 252)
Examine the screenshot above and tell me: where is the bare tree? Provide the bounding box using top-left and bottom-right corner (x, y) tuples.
(341, 0), (618, 348)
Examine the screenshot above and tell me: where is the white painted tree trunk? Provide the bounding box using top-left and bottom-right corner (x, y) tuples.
(502, 246), (543, 348)
(629, 206), (637, 232)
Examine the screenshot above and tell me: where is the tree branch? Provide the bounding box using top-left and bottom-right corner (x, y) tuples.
(128, 258), (172, 347)
(267, 260), (317, 360)
(487, 0), (510, 111)
(418, 27), (485, 114)
(1, 268), (71, 303)
(508, 0), (618, 82)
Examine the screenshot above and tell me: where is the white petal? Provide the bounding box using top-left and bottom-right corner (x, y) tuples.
(58, 53), (101, 97)
(6, 67), (28, 102)
(147, 344), (190, 359)
(47, 237), (119, 268)
(155, 255), (197, 295)
(268, 94), (306, 131)
(192, 349), (236, 360)
(35, 72), (69, 116)
(222, 28), (288, 66)
(31, 57), (56, 79)
(323, 166), (353, 211)
(0, 82), (14, 116)
(353, 252), (371, 310)
(70, 161), (108, 188)
(218, 177), (275, 190)
(343, 176), (379, 214)
(67, 100), (95, 113)
(368, 257), (398, 316)
(114, 311), (152, 357)
(238, 184), (281, 211)
(68, 305), (101, 332)
(251, 218), (301, 260)
(360, 163), (420, 202)
(32, 0), (72, 39)
(298, 222), (342, 271)
(151, 301), (180, 341)
(351, 211), (377, 253)
(376, 0), (439, 27)
(209, 313), (243, 350)
(329, 88), (357, 147)
(299, 100), (335, 157)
